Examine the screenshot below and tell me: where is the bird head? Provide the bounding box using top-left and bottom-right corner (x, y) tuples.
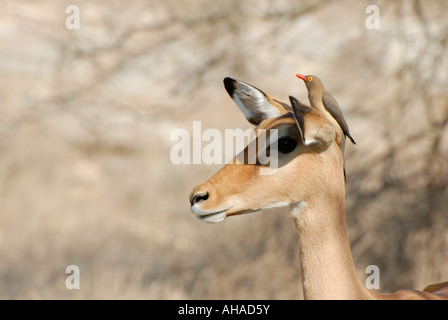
(296, 74), (323, 91)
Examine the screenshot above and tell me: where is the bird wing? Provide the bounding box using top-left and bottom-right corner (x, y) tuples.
(322, 90), (356, 145)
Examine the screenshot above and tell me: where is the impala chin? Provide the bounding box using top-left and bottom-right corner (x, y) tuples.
(190, 204), (231, 223)
(196, 210), (227, 223)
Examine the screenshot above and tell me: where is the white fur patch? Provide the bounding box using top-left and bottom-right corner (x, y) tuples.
(304, 139), (319, 146)
(290, 202), (307, 218)
(233, 82), (281, 122)
(232, 94), (255, 120)
(196, 211), (227, 224)
(263, 201), (290, 210)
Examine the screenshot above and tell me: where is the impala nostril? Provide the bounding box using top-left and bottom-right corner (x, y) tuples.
(190, 191), (209, 206)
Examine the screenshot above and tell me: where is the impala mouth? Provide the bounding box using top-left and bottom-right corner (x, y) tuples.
(195, 211), (227, 223)
(190, 205), (230, 224)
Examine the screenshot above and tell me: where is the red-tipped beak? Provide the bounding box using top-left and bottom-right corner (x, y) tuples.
(296, 74), (306, 81)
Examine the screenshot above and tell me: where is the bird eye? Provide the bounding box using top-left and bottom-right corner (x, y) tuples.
(307, 77), (313, 81)
(277, 137), (298, 154)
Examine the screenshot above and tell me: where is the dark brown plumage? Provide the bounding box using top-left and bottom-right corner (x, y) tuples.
(296, 74), (355, 153)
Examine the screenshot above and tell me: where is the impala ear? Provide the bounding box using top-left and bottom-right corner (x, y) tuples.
(304, 122), (336, 149)
(289, 96), (335, 149)
(224, 77), (290, 125)
(289, 96), (311, 144)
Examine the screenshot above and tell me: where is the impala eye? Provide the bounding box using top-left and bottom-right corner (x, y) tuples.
(277, 137), (298, 154)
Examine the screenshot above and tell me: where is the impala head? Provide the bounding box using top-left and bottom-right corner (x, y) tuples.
(189, 77), (344, 223)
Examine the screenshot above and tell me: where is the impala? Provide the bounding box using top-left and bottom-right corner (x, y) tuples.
(189, 77), (448, 300)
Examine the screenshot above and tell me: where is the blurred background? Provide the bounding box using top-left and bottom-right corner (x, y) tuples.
(0, 0), (447, 299)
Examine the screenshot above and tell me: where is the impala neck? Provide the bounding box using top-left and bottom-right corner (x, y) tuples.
(290, 190), (373, 300)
